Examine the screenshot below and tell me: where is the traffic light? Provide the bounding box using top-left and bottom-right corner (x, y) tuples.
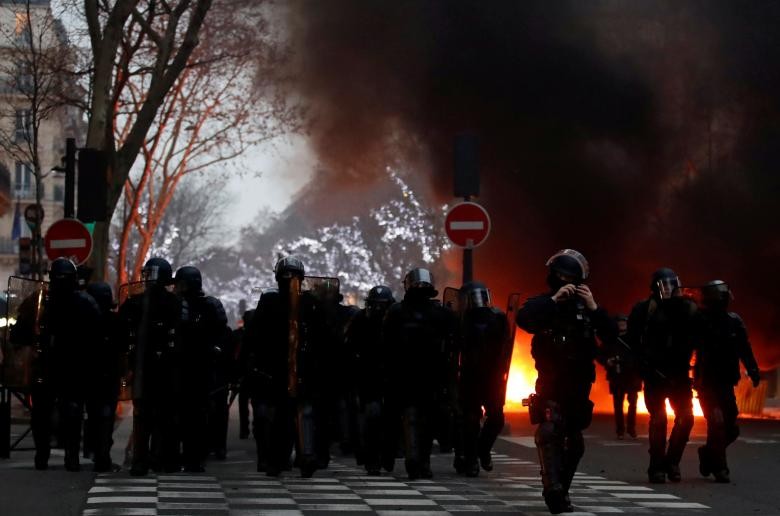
(77, 148), (108, 222)
(18, 237), (31, 275)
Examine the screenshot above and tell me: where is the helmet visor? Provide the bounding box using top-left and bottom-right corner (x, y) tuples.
(656, 276), (681, 299)
(545, 249), (590, 280)
(405, 269), (434, 290)
(465, 288), (491, 309)
(142, 266), (160, 282)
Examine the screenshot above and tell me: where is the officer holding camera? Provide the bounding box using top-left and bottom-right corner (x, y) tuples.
(516, 249), (614, 514)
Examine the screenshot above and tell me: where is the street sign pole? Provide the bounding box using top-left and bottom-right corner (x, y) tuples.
(64, 138), (76, 219)
(462, 195), (473, 284)
(445, 200), (491, 286)
(453, 134), (479, 285)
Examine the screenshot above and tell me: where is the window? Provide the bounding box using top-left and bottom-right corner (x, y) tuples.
(14, 162), (33, 198)
(53, 184), (64, 202)
(15, 109), (31, 142)
(15, 61), (33, 92)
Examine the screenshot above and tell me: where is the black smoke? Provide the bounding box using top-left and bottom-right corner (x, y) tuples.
(281, 0), (780, 368)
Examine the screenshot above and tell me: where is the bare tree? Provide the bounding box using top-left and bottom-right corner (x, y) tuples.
(0, 0), (75, 279)
(76, 0), (214, 280)
(112, 174), (229, 280)
(110, 2), (299, 286)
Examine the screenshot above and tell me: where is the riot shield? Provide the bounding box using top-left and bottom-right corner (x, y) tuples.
(442, 287), (460, 314)
(287, 276), (302, 398)
(1, 276), (47, 392)
(301, 276), (341, 306)
(117, 281), (153, 401)
(301, 276), (342, 337)
(505, 293), (523, 344)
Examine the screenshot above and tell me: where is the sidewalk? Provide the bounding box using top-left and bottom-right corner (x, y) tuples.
(762, 396), (780, 419)
(0, 399), (132, 516)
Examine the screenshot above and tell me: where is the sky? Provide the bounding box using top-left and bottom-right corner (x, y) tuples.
(221, 134), (316, 234)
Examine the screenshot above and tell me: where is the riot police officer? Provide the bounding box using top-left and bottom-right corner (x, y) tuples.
(244, 257), (325, 477)
(345, 285), (396, 475)
(628, 268), (697, 483)
(85, 282), (123, 472)
(516, 250), (612, 514)
(119, 257), (181, 476)
(36, 258), (101, 471)
(175, 266), (230, 471)
(694, 280), (760, 483)
(453, 281), (511, 477)
(383, 268), (457, 480)
(603, 315), (642, 439)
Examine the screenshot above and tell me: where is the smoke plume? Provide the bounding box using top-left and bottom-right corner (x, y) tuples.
(280, 0), (780, 368)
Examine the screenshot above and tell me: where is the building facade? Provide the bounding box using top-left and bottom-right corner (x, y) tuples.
(0, 0), (83, 286)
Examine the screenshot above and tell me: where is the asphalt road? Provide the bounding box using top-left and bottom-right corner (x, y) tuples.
(1, 404), (779, 515)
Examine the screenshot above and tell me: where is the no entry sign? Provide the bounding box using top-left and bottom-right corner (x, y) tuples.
(445, 201), (491, 248)
(44, 218), (93, 265)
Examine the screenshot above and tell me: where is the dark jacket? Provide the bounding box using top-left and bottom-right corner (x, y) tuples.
(458, 306), (511, 402)
(694, 310), (759, 389)
(382, 295), (457, 405)
(516, 293), (613, 390)
(627, 296), (697, 386)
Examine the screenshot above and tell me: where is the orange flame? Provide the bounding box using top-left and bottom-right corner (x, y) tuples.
(504, 329), (704, 418)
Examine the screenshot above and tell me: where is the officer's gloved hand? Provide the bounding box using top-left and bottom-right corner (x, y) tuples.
(748, 369), (761, 388)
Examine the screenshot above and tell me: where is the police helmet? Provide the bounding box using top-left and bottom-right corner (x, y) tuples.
(49, 257), (78, 289)
(366, 285), (395, 316)
(403, 268), (437, 296)
(142, 257), (173, 285)
(546, 249), (589, 283)
(86, 282), (116, 312)
(650, 268), (680, 300)
(274, 257), (305, 282)
(701, 279), (732, 310)
(175, 266), (203, 296)
(460, 281), (492, 310)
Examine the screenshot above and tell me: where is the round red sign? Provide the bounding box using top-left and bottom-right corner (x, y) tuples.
(44, 218), (93, 265)
(445, 201), (491, 248)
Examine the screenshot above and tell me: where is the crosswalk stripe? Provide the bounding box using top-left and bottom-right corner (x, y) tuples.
(298, 504), (372, 511)
(612, 493), (680, 500)
(637, 502), (711, 509)
(365, 498), (438, 506)
(156, 502), (228, 510)
(88, 487), (156, 494)
(86, 497), (156, 505)
(587, 485), (654, 491)
(228, 497), (297, 505)
(157, 490), (227, 498)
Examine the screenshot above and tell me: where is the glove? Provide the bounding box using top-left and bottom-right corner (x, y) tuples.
(748, 369), (760, 388)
